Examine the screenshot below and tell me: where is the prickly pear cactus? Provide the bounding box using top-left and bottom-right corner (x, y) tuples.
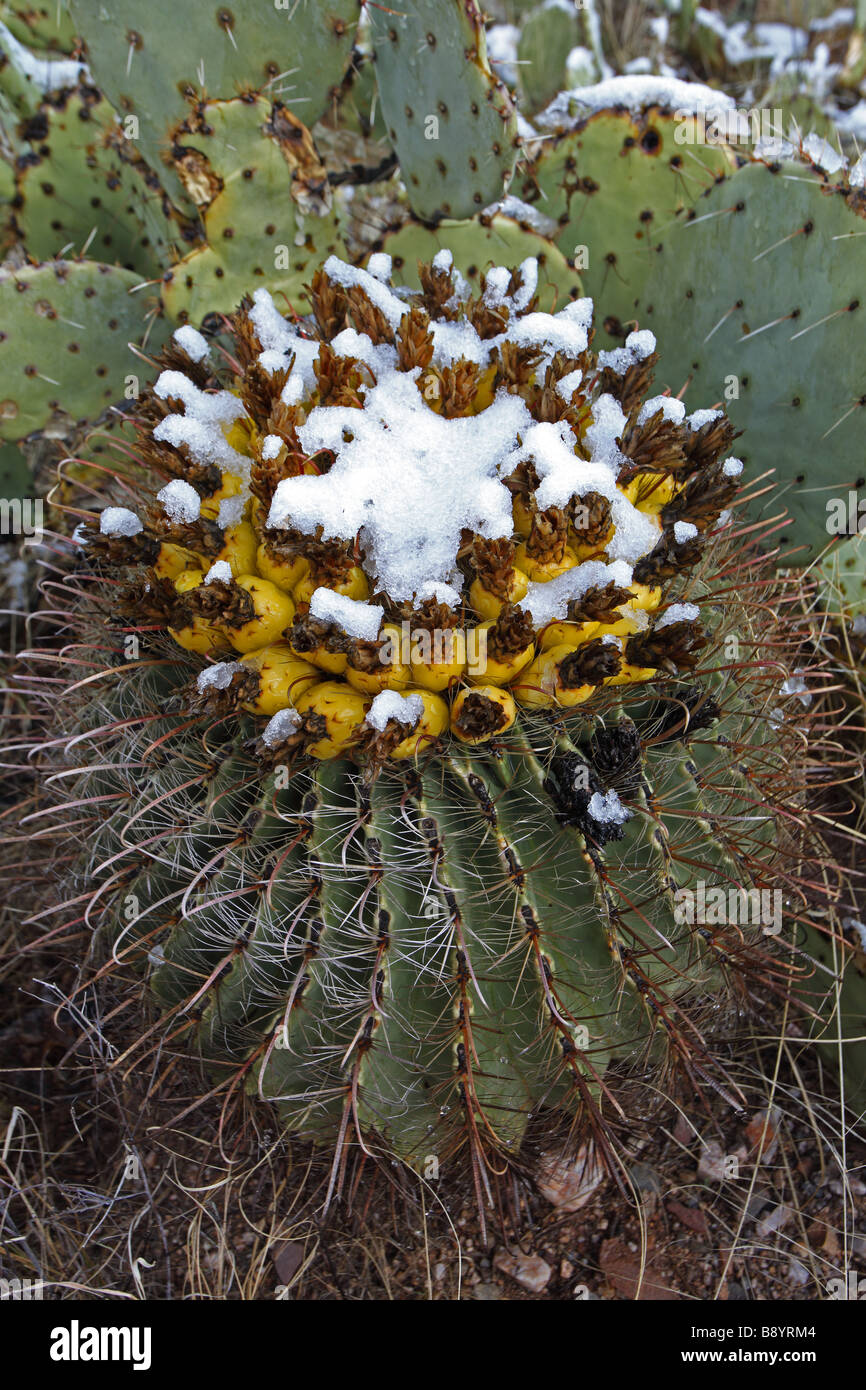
(37, 251), (811, 1198)
(0, 258), (166, 438)
(160, 96), (344, 323)
(368, 0), (519, 221)
(631, 143), (866, 560)
(517, 100), (734, 338)
(66, 0), (359, 213)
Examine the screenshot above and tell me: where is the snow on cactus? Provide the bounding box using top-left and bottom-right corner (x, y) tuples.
(40, 252), (813, 1218)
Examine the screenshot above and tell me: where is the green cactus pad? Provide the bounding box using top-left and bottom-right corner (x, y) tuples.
(67, 0), (359, 213)
(517, 110), (734, 339)
(0, 437), (30, 496)
(1, 1), (77, 52)
(517, 1), (582, 114)
(368, 0), (519, 222)
(631, 156), (866, 560)
(13, 87), (178, 274)
(0, 258), (165, 438)
(815, 531), (866, 624)
(160, 96), (344, 324)
(379, 210), (583, 305)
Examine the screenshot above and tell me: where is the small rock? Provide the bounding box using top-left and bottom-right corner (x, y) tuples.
(433, 1262), (446, 1282)
(473, 1282), (503, 1300)
(745, 1107), (781, 1164)
(756, 1204), (792, 1241)
(537, 1144), (605, 1212)
(673, 1113), (696, 1145)
(667, 1198), (709, 1236)
(697, 1139), (745, 1182)
(787, 1258), (810, 1288)
(560, 1258), (574, 1280)
(494, 1248), (552, 1295)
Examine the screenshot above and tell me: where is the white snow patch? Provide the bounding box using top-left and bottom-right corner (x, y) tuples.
(262, 434), (284, 462)
(555, 369), (583, 401)
(366, 690), (424, 732)
(686, 408), (723, 431)
(99, 506), (142, 538)
(587, 789), (631, 826)
(0, 18), (90, 92)
(152, 372), (248, 479)
(655, 602), (700, 629)
(217, 495), (247, 528)
(519, 559), (634, 625)
(597, 328), (656, 376)
(309, 588), (383, 640)
(157, 478), (201, 524)
(269, 368), (530, 604)
(538, 75), (735, 129)
(249, 288), (320, 388)
(204, 560), (233, 585)
(674, 521), (699, 544)
(638, 394), (686, 426)
(779, 670), (811, 706)
(723, 457), (744, 478)
(262, 707), (302, 746)
(196, 661), (241, 692)
(173, 325), (210, 363)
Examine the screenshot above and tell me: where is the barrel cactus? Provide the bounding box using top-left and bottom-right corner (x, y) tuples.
(42, 251), (808, 1217)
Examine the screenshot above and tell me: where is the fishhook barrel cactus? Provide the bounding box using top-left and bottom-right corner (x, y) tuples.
(36, 252), (810, 1214)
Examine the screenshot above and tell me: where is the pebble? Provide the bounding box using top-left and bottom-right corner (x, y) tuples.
(494, 1248), (553, 1294)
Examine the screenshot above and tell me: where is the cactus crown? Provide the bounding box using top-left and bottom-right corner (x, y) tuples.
(88, 252), (741, 767)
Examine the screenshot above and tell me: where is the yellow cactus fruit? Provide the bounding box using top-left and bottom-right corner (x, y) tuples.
(594, 607), (649, 641)
(293, 565), (370, 608)
(468, 621), (535, 686)
(629, 582), (663, 612)
(512, 645), (593, 709)
(469, 567), (529, 621)
(153, 542), (201, 582)
(605, 661), (658, 686)
(511, 495), (534, 538)
(538, 618), (598, 652)
(451, 685), (517, 743)
(409, 628), (467, 693)
(390, 690), (450, 759)
(346, 624), (412, 695)
(225, 575), (295, 654)
(169, 570), (230, 655)
(201, 520), (258, 578)
(199, 469), (248, 522)
(619, 472), (679, 515)
(514, 542), (579, 584)
(294, 682), (370, 759)
(472, 365), (497, 414)
(255, 542), (310, 593)
(238, 645), (320, 716)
